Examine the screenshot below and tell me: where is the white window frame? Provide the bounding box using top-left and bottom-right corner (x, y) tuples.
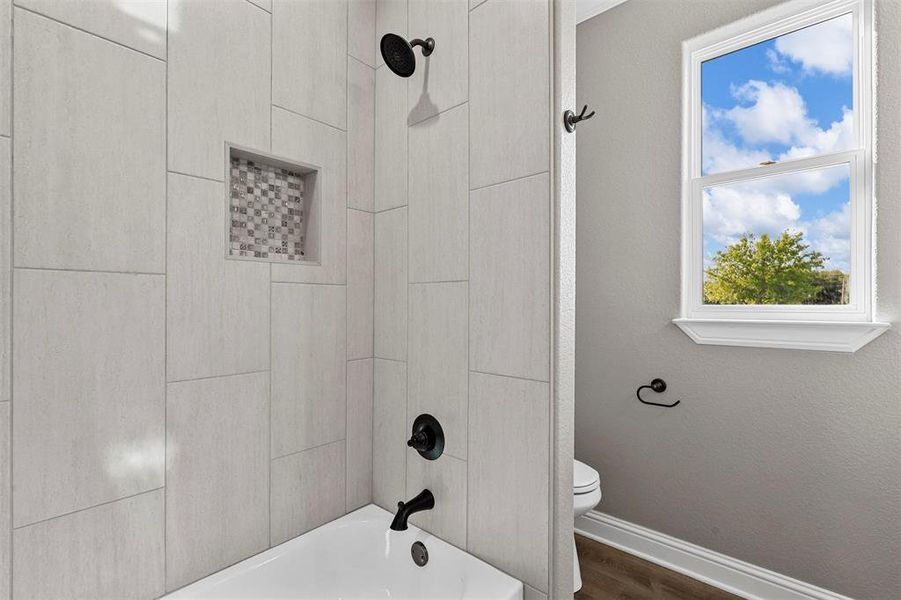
(674, 0), (889, 352)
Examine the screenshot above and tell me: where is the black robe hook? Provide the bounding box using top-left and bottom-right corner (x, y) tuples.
(563, 104), (595, 132)
(636, 378), (680, 407)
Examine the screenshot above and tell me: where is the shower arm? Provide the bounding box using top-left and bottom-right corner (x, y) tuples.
(410, 37), (435, 56)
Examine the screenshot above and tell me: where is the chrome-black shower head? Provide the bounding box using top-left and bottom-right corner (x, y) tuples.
(380, 33), (435, 78)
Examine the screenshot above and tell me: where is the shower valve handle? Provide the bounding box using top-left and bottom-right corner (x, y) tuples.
(407, 414), (445, 461)
(407, 430), (432, 451)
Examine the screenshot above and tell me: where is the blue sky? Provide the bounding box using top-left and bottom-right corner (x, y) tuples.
(701, 14), (854, 273)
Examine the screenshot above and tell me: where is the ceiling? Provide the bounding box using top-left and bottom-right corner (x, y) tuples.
(575, 0), (629, 23)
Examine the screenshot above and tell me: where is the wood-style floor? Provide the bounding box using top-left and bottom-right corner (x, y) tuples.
(574, 535), (743, 600)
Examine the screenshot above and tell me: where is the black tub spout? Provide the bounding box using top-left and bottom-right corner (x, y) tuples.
(390, 489), (435, 531)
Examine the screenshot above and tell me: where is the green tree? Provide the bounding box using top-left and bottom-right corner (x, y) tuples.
(810, 269), (850, 305)
(704, 232), (827, 305)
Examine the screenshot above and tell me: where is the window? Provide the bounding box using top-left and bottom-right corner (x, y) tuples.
(675, 0), (888, 352)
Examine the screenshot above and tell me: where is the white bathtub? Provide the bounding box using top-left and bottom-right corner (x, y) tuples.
(165, 504), (523, 600)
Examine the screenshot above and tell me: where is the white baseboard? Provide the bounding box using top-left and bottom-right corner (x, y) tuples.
(575, 511), (854, 600)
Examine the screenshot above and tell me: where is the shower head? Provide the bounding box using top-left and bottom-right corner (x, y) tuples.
(380, 33), (435, 78)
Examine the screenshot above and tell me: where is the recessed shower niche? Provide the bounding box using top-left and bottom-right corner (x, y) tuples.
(226, 144), (321, 264)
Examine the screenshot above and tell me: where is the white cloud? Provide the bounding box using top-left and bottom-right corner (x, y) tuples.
(807, 201), (850, 238)
(766, 48), (791, 75)
(703, 185), (801, 247)
(723, 81), (853, 154)
(774, 14), (853, 77)
(778, 107), (854, 161)
(726, 80), (815, 145)
(702, 106), (773, 174)
(703, 184), (851, 272)
(759, 164), (848, 198)
(704, 81), (854, 193)
(799, 202), (851, 271)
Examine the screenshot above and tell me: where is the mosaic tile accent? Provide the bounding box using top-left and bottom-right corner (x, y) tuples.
(229, 157), (305, 261)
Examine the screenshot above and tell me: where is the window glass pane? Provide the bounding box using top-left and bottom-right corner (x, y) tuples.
(702, 164), (850, 305)
(701, 14), (854, 175)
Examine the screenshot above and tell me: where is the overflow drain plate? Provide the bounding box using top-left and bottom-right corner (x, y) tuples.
(411, 541), (429, 567)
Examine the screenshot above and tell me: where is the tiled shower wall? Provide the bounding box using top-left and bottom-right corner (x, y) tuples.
(371, 1), (554, 598)
(0, 0), (375, 597)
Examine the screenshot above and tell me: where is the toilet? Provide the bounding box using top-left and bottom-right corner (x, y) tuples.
(573, 459), (602, 592)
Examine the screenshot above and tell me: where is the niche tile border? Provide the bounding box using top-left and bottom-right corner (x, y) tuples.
(225, 143), (322, 265)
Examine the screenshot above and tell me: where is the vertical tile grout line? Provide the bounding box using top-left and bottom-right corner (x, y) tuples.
(344, 0), (350, 515)
(465, 0), (471, 553)
(269, 1), (273, 152)
(268, 0), (274, 550)
(403, 0), (409, 506)
(370, 0), (378, 510)
(546, 1), (556, 594)
(7, 2), (14, 596)
(163, 0), (170, 591)
(268, 264), (272, 550)
(367, 55), (375, 506)
(370, 0), (379, 510)
(346, 0), (352, 514)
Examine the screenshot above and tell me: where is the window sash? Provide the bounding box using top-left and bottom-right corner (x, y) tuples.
(680, 0), (874, 323)
(687, 151), (868, 321)
(694, 150), (857, 189)
(687, 0), (868, 181)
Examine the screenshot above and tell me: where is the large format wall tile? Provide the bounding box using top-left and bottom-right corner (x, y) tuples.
(168, 0), (270, 180)
(470, 173), (550, 381)
(468, 372), (549, 592)
(0, 139), (8, 402)
(348, 57), (375, 212)
(375, 66), (408, 211)
(375, 0), (406, 68)
(0, 403), (8, 598)
(408, 104), (469, 282)
(374, 208), (407, 360)
(373, 359), (407, 510)
(6, 1), (383, 595)
(406, 452), (467, 549)
(13, 10), (165, 273)
(165, 373), (269, 591)
(348, 209), (374, 360)
(14, 490), (164, 600)
(271, 440), (346, 545)
(271, 107), (348, 285)
(0, 0), (9, 136)
(524, 585), (548, 600)
(273, 0), (347, 130)
(349, 0), (376, 67)
(407, 0), (468, 123)
(469, 0), (549, 189)
(167, 173), (269, 382)
(271, 283), (347, 458)
(15, 0), (167, 59)
(347, 359), (374, 511)
(13, 270), (165, 527)
(408, 282), (468, 459)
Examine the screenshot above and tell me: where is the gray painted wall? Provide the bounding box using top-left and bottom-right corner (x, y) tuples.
(575, 1), (901, 598)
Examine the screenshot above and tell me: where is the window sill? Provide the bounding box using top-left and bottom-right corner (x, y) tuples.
(672, 318), (890, 352)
